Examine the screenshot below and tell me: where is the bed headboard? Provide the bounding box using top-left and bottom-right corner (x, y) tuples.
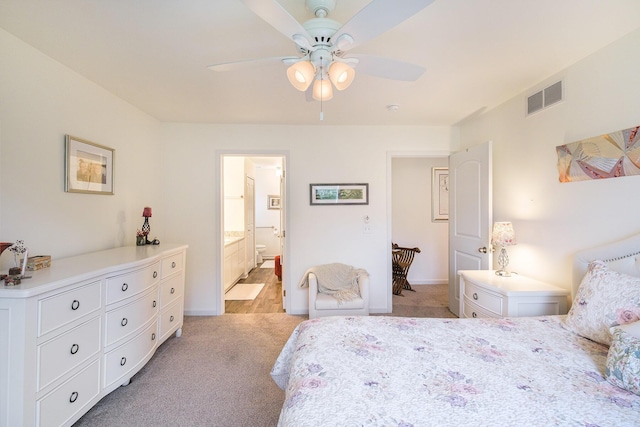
(573, 233), (640, 298)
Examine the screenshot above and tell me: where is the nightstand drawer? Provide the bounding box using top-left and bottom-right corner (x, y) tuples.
(463, 281), (503, 316)
(462, 298), (497, 319)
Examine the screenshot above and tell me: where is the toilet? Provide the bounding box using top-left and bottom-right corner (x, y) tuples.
(256, 244), (266, 263)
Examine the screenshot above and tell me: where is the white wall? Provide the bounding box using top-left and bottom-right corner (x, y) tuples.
(159, 125), (452, 315)
(0, 29), (161, 270)
(456, 28), (640, 291)
(392, 157), (449, 284)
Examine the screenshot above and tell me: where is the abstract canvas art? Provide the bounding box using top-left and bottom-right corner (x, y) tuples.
(556, 125), (640, 183)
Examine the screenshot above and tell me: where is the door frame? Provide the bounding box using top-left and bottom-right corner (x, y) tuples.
(386, 150), (450, 313)
(216, 150), (289, 315)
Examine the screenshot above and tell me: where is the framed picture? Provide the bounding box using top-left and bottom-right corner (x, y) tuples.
(268, 195), (281, 210)
(432, 167), (448, 222)
(310, 183), (369, 205)
(65, 135), (114, 195)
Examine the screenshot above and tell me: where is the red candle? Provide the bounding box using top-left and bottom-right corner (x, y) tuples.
(142, 207), (152, 217)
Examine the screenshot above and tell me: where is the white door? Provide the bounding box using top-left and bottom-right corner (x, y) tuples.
(448, 141), (493, 316)
(245, 176), (256, 271)
(279, 165), (287, 310)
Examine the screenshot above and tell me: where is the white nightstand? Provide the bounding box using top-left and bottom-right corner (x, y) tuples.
(458, 270), (569, 318)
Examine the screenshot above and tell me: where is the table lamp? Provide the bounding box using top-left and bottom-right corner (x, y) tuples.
(491, 222), (516, 276)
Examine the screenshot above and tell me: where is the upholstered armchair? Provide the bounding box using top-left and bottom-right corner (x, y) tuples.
(308, 271), (370, 319)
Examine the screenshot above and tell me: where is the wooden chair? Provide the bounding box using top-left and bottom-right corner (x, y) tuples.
(392, 243), (421, 296)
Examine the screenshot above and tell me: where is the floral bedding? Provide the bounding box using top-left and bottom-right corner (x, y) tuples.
(271, 315), (640, 426)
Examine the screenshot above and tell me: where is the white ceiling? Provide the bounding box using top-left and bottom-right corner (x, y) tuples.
(1, 0), (639, 126)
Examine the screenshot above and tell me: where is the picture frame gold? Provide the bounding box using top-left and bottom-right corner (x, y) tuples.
(65, 135), (114, 195)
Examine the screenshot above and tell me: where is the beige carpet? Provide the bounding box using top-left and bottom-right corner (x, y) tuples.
(73, 284), (453, 426)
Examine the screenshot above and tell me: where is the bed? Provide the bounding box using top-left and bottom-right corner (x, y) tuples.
(271, 234), (640, 426)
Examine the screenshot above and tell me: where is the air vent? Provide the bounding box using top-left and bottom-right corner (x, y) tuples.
(527, 80), (563, 116)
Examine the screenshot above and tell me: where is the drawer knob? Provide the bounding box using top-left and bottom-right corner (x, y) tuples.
(170, 287), (175, 294)
(120, 357), (127, 366)
(172, 261), (176, 268)
(71, 300), (80, 310)
(153, 271), (158, 279)
(121, 318), (128, 327)
(153, 300), (157, 308)
(69, 391), (79, 403)
(121, 283), (128, 292)
(170, 315), (174, 322)
(473, 293), (478, 300)
(70, 344), (79, 355)
(151, 332), (156, 341)
(472, 312), (477, 318)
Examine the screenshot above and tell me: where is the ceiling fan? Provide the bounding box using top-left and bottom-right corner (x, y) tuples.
(209, 0), (435, 102)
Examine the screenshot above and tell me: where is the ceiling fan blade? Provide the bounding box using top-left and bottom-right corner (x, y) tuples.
(240, 0), (312, 44)
(349, 54), (425, 81)
(333, 0), (435, 52)
(208, 56), (298, 72)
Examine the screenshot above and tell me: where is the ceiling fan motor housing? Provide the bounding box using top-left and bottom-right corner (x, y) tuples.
(303, 18), (340, 48)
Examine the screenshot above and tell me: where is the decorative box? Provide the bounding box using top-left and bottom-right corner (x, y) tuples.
(21, 255), (52, 271)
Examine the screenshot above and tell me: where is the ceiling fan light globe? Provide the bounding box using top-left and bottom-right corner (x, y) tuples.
(286, 61), (315, 91)
(312, 79), (333, 101)
(328, 62), (355, 90)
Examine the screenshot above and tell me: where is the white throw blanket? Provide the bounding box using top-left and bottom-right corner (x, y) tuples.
(299, 263), (367, 303)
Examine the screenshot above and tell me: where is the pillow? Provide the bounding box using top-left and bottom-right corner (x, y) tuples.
(606, 321), (640, 395)
(563, 260), (640, 346)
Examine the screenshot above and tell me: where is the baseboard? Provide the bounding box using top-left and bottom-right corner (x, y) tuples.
(409, 280), (448, 286)
(184, 310), (219, 316)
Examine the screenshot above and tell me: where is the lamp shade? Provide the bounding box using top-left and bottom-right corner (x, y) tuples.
(142, 207), (152, 217)
(286, 61), (315, 91)
(312, 78), (333, 101)
(491, 222), (516, 247)
(328, 62), (355, 90)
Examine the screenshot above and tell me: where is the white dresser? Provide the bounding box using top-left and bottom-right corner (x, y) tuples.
(0, 244), (187, 427)
(458, 270), (569, 319)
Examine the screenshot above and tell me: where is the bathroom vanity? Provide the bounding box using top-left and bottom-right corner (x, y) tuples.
(223, 236), (245, 291)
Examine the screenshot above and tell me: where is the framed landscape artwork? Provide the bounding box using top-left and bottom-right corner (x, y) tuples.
(310, 183), (369, 205)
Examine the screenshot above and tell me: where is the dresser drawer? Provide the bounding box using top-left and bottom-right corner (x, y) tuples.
(105, 287), (158, 348)
(105, 262), (160, 305)
(161, 253), (183, 278)
(103, 320), (158, 388)
(36, 359), (100, 427)
(463, 281), (503, 316)
(37, 316), (101, 392)
(160, 274), (183, 307)
(38, 280), (101, 337)
(159, 300), (183, 343)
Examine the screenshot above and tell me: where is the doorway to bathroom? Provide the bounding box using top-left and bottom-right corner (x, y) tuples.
(221, 154), (286, 314)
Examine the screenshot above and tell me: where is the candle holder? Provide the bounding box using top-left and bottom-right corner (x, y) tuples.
(140, 207), (153, 245)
